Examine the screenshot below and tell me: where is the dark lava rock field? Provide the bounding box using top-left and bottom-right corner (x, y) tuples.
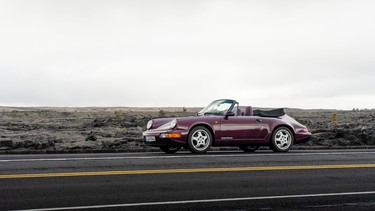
(0, 107), (374, 154)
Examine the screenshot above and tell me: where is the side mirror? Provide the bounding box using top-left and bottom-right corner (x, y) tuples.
(225, 111), (236, 118)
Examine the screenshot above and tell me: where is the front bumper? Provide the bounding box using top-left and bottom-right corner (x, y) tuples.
(142, 129), (188, 147)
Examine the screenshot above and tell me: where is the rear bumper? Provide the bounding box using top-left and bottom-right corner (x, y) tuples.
(295, 132), (312, 144)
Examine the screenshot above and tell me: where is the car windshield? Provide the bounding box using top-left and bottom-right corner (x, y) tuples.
(198, 100), (234, 116)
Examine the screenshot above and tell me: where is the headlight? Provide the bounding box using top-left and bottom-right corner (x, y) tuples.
(170, 119), (177, 129)
(146, 120), (153, 130)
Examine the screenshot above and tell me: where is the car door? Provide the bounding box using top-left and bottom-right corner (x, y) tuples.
(218, 115), (262, 142)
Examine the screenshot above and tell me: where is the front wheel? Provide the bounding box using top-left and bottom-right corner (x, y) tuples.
(239, 145), (260, 152)
(160, 146), (181, 154)
(188, 126), (212, 154)
(270, 127), (294, 152)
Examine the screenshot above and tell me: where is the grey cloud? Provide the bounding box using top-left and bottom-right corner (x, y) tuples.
(0, 0), (374, 109)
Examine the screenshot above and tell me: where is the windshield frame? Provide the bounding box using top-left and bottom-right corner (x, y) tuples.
(198, 99), (236, 116)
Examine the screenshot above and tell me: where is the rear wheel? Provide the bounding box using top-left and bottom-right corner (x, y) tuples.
(188, 126), (212, 154)
(270, 127), (294, 152)
(160, 146), (181, 154)
(239, 145), (260, 152)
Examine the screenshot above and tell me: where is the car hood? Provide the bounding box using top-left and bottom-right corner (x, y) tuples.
(150, 118), (176, 129)
(149, 115), (215, 130)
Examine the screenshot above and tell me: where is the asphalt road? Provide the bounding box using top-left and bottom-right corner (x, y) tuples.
(1, 149), (375, 211)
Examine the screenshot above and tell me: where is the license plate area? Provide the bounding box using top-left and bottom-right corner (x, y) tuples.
(145, 136), (156, 142)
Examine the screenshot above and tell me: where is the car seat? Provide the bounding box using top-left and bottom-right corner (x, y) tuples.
(244, 106), (253, 116)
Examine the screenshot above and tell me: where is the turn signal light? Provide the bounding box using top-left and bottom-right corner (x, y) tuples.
(168, 133), (181, 138)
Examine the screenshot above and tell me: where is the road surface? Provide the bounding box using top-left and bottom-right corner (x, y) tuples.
(1, 149), (375, 210)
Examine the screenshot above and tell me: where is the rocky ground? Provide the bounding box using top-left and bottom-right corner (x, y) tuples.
(0, 107), (374, 154)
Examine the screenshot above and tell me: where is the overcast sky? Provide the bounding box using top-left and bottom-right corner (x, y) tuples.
(0, 0), (374, 109)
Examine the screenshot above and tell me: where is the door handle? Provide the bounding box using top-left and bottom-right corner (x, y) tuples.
(256, 119), (262, 123)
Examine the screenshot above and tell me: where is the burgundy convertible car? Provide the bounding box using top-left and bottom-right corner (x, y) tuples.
(143, 99), (311, 154)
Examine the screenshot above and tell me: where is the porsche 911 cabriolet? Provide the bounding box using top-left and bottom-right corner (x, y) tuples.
(143, 99), (311, 154)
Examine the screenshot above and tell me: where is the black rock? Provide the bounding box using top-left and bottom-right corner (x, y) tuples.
(0, 140), (13, 147)
(24, 140), (34, 148)
(86, 134), (97, 141)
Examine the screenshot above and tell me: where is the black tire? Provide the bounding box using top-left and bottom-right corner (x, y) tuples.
(239, 145), (260, 152)
(160, 146), (181, 154)
(270, 127), (294, 152)
(188, 126), (212, 154)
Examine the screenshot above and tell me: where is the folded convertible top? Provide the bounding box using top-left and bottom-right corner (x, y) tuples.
(253, 108), (285, 117)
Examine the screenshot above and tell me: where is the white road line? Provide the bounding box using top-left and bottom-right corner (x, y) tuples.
(14, 191), (375, 211)
(1, 151), (375, 162)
